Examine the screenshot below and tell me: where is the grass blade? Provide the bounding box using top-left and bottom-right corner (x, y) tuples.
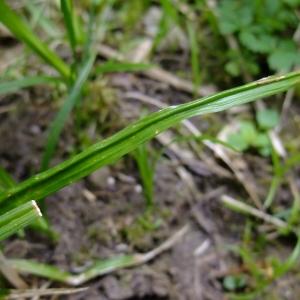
(0, 71), (299, 212)
(0, 167), (15, 192)
(60, 0), (77, 58)
(187, 21), (201, 93)
(133, 144), (155, 209)
(0, 200), (42, 241)
(95, 61), (152, 74)
(8, 255), (136, 286)
(0, 1), (70, 79)
(0, 76), (60, 96)
(41, 54), (95, 170)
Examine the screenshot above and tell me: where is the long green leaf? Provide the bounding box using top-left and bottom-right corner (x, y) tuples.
(0, 71), (299, 213)
(0, 0), (70, 79)
(0, 201), (42, 241)
(41, 54), (95, 170)
(0, 76), (60, 96)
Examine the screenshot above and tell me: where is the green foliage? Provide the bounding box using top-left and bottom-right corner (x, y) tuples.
(0, 76), (60, 96)
(256, 108), (280, 130)
(0, 201), (42, 241)
(187, 21), (202, 92)
(60, 0), (80, 59)
(218, 0), (300, 75)
(0, 166), (15, 191)
(223, 275), (247, 292)
(9, 254), (140, 286)
(0, 0), (71, 79)
(226, 235), (300, 298)
(227, 109), (279, 156)
(95, 61), (152, 74)
(133, 143), (155, 209)
(0, 71), (298, 214)
(41, 54), (95, 171)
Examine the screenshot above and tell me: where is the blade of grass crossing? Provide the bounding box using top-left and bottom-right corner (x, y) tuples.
(0, 0), (70, 79)
(41, 54), (95, 171)
(0, 71), (299, 213)
(0, 201), (42, 241)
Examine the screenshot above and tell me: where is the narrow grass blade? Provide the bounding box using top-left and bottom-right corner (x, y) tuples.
(0, 201), (42, 241)
(0, 71), (299, 212)
(26, 1), (60, 38)
(8, 259), (70, 283)
(0, 76), (60, 96)
(133, 144), (154, 208)
(41, 54), (95, 170)
(0, 1), (70, 79)
(187, 21), (201, 92)
(275, 234), (300, 277)
(0, 167), (15, 191)
(264, 147), (283, 209)
(9, 255), (139, 285)
(60, 0), (77, 57)
(95, 61), (152, 74)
